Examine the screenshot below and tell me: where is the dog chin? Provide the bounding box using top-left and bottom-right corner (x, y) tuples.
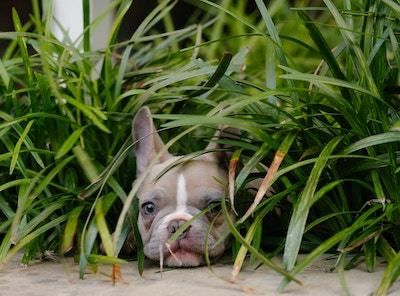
(164, 249), (204, 267)
(156, 241), (208, 267)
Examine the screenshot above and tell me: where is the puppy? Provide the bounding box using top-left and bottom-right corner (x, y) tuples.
(130, 107), (235, 267)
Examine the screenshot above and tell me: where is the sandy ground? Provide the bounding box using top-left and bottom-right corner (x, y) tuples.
(0, 252), (399, 296)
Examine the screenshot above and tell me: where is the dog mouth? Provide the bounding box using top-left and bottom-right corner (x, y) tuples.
(144, 218), (226, 267)
(160, 239), (205, 267)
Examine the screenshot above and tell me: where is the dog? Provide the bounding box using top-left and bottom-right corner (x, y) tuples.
(128, 106), (236, 267)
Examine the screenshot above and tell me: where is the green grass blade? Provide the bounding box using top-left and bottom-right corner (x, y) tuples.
(12, 8), (37, 112)
(86, 254), (127, 265)
(0, 222), (13, 264)
(9, 120), (34, 174)
(221, 192), (301, 284)
(82, 0), (91, 52)
(0, 59), (10, 87)
(297, 10), (345, 81)
(240, 130), (298, 222)
(61, 205), (85, 253)
(79, 218), (98, 279)
(255, 0), (300, 110)
(0, 195), (16, 219)
(188, 52), (233, 97)
(62, 94), (110, 133)
(72, 145), (99, 183)
(31, 156), (75, 199)
(55, 127), (87, 160)
(364, 237), (377, 272)
(95, 197), (114, 256)
(374, 249), (400, 295)
(280, 68), (379, 99)
(232, 215), (262, 277)
(341, 132), (400, 155)
(376, 236), (397, 263)
(323, 0), (380, 97)
(4, 214), (70, 265)
(296, 9), (358, 106)
(382, 0), (400, 20)
(283, 136), (343, 271)
(279, 205), (395, 292)
(16, 202), (65, 240)
(78, 137), (132, 200)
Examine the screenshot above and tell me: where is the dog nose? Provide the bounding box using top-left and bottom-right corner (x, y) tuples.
(167, 220), (190, 237)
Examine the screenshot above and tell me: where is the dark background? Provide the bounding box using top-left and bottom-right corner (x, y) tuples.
(0, 0), (260, 55)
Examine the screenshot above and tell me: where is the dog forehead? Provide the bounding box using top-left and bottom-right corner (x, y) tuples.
(139, 159), (227, 203)
(178, 160), (227, 189)
(150, 159), (227, 186)
(176, 160), (227, 204)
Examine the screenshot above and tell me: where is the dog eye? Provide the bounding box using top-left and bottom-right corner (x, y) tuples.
(208, 201), (221, 213)
(142, 202), (156, 215)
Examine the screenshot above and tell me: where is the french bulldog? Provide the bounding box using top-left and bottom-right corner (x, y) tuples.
(130, 106), (235, 267)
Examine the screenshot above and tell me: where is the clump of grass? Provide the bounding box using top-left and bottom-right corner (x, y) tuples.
(0, 0), (205, 268)
(200, 1), (400, 294)
(0, 0), (399, 295)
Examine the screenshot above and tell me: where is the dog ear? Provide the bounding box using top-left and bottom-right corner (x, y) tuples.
(199, 126), (242, 170)
(132, 106), (173, 178)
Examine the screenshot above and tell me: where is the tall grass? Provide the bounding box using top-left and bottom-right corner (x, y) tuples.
(0, 0), (399, 294)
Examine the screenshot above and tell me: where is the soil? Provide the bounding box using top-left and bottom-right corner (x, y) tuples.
(1, 252), (399, 296)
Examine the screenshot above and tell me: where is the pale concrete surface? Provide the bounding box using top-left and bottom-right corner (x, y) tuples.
(0, 252), (399, 296)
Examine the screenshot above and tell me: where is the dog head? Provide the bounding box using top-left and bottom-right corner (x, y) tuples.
(132, 107), (235, 267)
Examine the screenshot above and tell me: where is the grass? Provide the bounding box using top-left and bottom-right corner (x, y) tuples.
(0, 0), (399, 294)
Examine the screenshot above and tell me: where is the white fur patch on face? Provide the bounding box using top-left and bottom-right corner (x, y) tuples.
(158, 173), (192, 231)
(176, 174), (188, 212)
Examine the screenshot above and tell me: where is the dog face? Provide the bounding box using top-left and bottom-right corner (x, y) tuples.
(132, 107), (234, 267)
